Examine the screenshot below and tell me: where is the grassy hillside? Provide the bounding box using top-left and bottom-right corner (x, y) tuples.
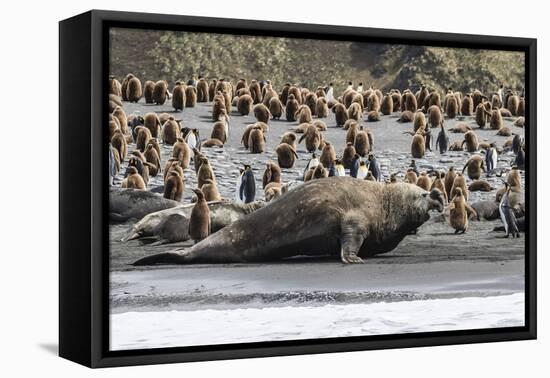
(109, 28), (524, 95)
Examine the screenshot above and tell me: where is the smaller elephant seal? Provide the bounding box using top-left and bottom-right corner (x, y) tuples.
(462, 155), (485, 180)
(109, 188), (180, 222)
(189, 188), (210, 243)
(275, 143), (299, 168)
(499, 183), (520, 238)
(449, 188), (476, 233)
(468, 180), (493, 192)
(471, 200), (500, 221)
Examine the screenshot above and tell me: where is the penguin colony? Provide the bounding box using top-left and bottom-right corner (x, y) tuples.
(110, 75), (526, 238)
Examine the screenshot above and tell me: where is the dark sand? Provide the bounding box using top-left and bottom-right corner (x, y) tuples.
(110, 97), (525, 312)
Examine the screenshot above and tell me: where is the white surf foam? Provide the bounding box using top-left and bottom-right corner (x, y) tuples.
(110, 293), (524, 350)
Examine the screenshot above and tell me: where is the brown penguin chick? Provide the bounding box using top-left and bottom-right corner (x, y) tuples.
(319, 142), (336, 168)
(413, 111), (427, 132)
(201, 138), (224, 148)
(158, 112), (172, 125)
(211, 118), (228, 143)
(248, 127), (266, 153)
(491, 94), (502, 109)
(367, 111), (381, 122)
(449, 123), (472, 133)
(151, 80), (168, 105)
(112, 106), (128, 135)
(262, 86), (278, 108)
(126, 76), (142, 103)
(248, 80), (262, 104)
(208, 79), (217, 102)
(197, 159), (215, 188)
(380, 94), (394, 115)
(507, 95), (519, 115)
(428, 91), (441, 108)
(343, 119), (359, 131)
(299, 125), (321, 153)
(391, 91), (402, 111)
(108, 116), (120, 140)
(280, 132), (297, 149)
(163, 170), (185, 202)
(172, 83), (186, 111)
(304, 92), (318, 116)
(507, 167), (521, 187)
(296, 105), (313, 124)
(468, 180), (493, 192)
(110, 129), (128, 162)
(143, 80), (155, 103)
(450, 173), (469, 201)
(347, 102), (362, 121)
(499, 108), (512, 117)
(496, 126), (512, 137)
(431, 171), (448, 204)
(254, 103), (271, 123)
(518, 98), (525, 117)
(185, 86), (197, 108)
(462, 130), (479, 152)
(445, 94), (459, 118)
(264, 182), (287, 202)
(354, 130), (370, 157)
(109, 93), (123, 106)
(196, 78), (209, 102)
(489, 109), (503, 130)
(172, 137), (191, 169)
(364, 172), (375, 181)
(461, 94), (474, 115)
(462, 155), (485, 180)
(134, 126), (152, 152)
(109, 77), (122, 96)
(444, 167), (457, 199)
(120, 73), (134, 101)
(237, 94), (253, 116)
(201, 179), (221, 202)
(342, 142), (357, 169)
(285, 94), (299, 122)
(397, 110), (414, 123)
(262, 162), (282, 188)
(241, 123), (268, 149)
(161, 117), (182, 145)
(448, 141), (463, 151)
(403, 91), (418, 112)
(189, 188), (211, 243)
(212, 98), (226, 121)
(416, 172), (432, 191)
(315, 97), (329, 118)
(428, 105), (442, 128)
(308, 163), (328, 181)
(121, 166), (146, 190)
(163, 159), (183, 184)
(405, 169), (418, 184)
(144, 112), (162, 138)
(312, 120), (327, 131)
(449, 188), (475, 233)
(475, 102), (492, 128)
(275, 143), (299, 169)
(269, 97), (284, 120)
(332, 103), (348, 127)
(366, 93), (380, 113)
(144, 142), (161, 176)
(411, 130), (426, 158)
(235, 78), (247, 92)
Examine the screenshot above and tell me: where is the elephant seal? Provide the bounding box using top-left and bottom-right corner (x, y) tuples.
(122, 200), (265, 244)
(133, 178), (445, 265)
(471, 200), (500, 221)
(109, 188), (180, 222)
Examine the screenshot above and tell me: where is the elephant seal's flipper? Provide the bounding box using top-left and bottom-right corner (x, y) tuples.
(133, 251), (190, 266)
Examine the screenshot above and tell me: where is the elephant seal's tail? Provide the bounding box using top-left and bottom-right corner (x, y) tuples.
(132, 251), (192, 266)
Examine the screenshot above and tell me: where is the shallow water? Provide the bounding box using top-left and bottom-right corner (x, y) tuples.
(110, 292), (524, 350)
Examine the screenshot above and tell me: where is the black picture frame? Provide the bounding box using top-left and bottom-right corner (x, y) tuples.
(59, 9), (537, 368)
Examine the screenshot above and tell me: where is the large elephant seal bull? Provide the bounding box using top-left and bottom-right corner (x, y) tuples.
(122, 200), (265, 244)
(133, 178), (445, 265)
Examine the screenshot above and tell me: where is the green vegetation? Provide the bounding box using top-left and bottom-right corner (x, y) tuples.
(109, 28), (525, 95)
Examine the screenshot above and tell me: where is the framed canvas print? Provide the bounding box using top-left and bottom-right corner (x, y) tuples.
(59, 10), (537, 368)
